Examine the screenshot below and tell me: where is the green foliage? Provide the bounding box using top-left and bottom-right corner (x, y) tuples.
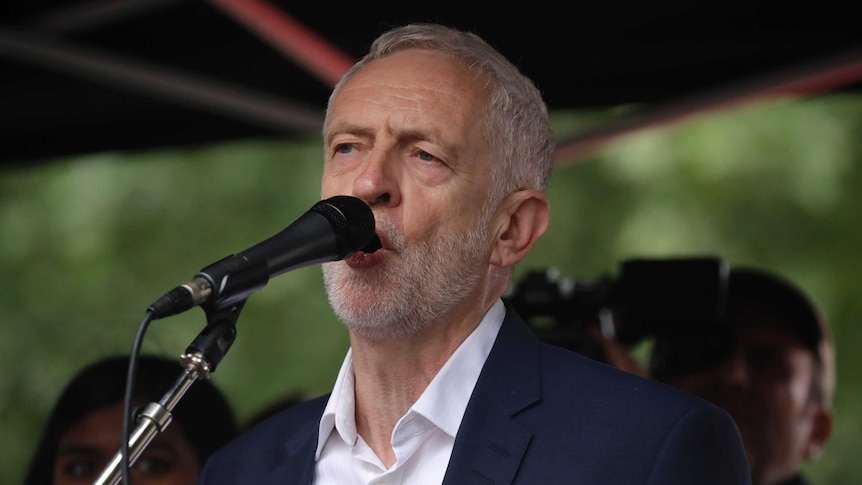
(2, 95), (861, 483)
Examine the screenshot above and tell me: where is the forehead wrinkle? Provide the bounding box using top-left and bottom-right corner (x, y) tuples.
(384, 90), (471, 161)
(327, 55), (481, 160)
(327, 111), (460, 161)
(325, 122), (372, 146)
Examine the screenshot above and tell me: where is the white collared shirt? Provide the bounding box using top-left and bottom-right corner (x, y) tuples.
(314, 299), (505, 485)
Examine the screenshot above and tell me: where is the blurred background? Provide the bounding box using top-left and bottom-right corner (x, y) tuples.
(2, 1), (861, 484)
(3, 94), (861, 483)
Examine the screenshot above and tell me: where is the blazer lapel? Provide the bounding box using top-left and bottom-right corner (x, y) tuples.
(261, 310), (542, 485)
(257, 410), (321, 485)
(443, 308), (541, 485)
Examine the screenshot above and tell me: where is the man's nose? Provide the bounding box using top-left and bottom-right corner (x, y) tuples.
(352, 148), (401, 208)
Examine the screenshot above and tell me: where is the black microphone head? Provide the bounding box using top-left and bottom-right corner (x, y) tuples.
(311, 196), (380, 258)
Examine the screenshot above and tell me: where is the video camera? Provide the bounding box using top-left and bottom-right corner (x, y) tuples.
(504, 257), (730, 366)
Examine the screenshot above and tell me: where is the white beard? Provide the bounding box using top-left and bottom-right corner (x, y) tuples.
(322, 211), (490, 341)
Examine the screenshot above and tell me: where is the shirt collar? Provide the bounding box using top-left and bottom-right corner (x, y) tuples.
(410, 299), (504, 437)
(315, 299), (505, 459)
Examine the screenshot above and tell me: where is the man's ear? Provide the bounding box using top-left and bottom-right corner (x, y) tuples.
(804, 406), (833, 460)
(490, 189), (549, 268)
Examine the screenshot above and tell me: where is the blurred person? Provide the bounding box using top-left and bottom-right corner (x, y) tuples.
(199, 22), (750, 484)
(653, 267), (834, 485)
(592, 265), (835, 485)
(22, 354), (239, 485)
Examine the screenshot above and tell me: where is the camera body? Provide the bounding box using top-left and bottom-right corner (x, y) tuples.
(504, 257), (729, 364)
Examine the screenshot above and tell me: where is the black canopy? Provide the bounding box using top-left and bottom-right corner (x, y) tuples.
(2, 0), (860, 165)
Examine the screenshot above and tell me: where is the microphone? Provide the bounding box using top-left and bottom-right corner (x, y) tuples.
(147, 195), (380, 319)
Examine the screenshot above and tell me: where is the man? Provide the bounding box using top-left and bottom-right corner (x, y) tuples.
(199, 23), (750, 484)
(23, 355), (238, 485)
(587, 264), (835, 485)
(649, 267), (835, 485)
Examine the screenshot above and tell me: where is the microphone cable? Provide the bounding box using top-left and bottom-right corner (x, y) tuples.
(120, 309), (156, 485)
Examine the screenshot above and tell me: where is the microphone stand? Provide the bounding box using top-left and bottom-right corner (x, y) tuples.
(94, 300), (245, 485)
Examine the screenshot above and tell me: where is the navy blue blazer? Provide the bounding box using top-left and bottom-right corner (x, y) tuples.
(199, 307), (751, 484)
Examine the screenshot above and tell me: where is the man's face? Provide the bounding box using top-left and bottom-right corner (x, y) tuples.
(320, 49), (496, 339)
(53, 401), (201, 485)
(665, 308), (824, 485)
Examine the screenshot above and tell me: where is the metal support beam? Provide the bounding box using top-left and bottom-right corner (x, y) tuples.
(0, 28), (324, 134)
(554, 48), (862, 165)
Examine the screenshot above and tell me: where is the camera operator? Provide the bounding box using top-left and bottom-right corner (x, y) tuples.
(593, 265), (835, 485)
(507, 260), (834, 485)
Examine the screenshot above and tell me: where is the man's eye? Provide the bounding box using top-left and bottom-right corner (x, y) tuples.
(136, 456), (174, 476)
(417, 151), (436, 162)
(335, 144), (354, 154)
(61, 459), (97, 478)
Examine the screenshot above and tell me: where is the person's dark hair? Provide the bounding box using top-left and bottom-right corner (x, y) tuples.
(22, 354), (239, 485)
(649, 266), (835, 408)
(725, 267), (835, 408)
